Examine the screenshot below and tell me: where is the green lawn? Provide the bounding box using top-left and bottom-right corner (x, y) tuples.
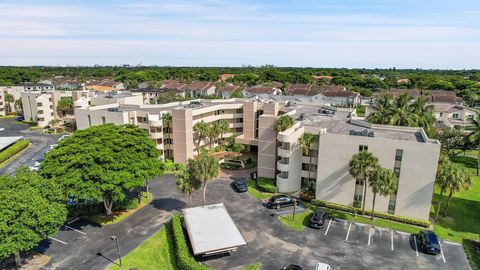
(109, 227), (178, 270)
(240, 262), (262, 270)
(246, 179), (278, 200)
(430, 153), (480, 243)
(278, 210), (313, 231)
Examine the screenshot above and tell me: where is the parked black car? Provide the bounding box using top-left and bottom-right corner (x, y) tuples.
(309, 208), (330, 229)
(418, 230), (441, 255)
(232, 180), (248, 192)
(266, 195), (296, 209)
(281, 265), (302, 270)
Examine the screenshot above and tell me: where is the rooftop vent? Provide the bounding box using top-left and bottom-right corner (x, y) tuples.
(319, 109), (335, 115)
(299, 113), (308, 121)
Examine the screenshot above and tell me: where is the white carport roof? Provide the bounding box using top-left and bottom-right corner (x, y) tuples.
(0, 136), (23, 151)
(182, 203), (247, 255)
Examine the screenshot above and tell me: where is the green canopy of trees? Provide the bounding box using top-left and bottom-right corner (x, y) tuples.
(40, 124), (163, 216)
(0, 168), (67, 266)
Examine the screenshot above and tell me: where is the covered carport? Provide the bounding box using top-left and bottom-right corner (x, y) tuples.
(182, 203), (247, 256)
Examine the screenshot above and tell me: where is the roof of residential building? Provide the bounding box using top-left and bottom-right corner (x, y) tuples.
(286, 84), (313, 95)
(433, 104), (477, 113)
(217, 85), (239, 92)
(183, 81), (215, 91)
(316, 85), (346, 92)
(431, 95), (464, 104)
(321, 90), (359, 98)
(161, 80), (186, 91)
(245, 86), (277, 94)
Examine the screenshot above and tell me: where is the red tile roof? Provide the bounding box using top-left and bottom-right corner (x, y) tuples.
(286, 84), (313, 95)
(184, 81), (214, 91)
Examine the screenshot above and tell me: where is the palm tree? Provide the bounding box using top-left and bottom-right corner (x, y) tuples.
(298, 132), (316, 190)
(368, 166), (397, 220)
(349, 151), (379, 212)
(161, 112), (172, 126)
(193, 121), (209, 155)
(274, 114), (294, 133)
(368, 96), (393, 125)
(443, 165), (471, 217)
(389, 94), (415, 126)
(410, 97), (435, 130)
(14, 99), (22, 115)
(467, 113), (480, 176)
(435, 162), (469, 221)
(4, 93), (14, 115)
(208, 122), (221, 148)
(176, 165), (202, 207)
(189, 153), (219, 205)
(216, 119), (230, 145)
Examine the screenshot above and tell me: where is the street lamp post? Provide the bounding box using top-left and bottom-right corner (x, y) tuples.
(110, 235), (122, 266)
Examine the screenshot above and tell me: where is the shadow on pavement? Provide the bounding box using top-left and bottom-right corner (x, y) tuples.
(151, 197), (186, 211)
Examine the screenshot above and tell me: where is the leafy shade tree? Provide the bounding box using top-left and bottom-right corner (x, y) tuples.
(57, 97), (73, 116)
(188, 153), (219, 205)
(298, 132), (316, 190)
(368, 166), (397, 220)
(467, 114), (480, 175)
(436, 127), (467, 158)
(40, 124), (162, 216)
(435, 162), (469, 221)
(4, 93), (14, 114)
(0, 168), (67, 267)
(193, 121), (209, 155)
(349, 151), (379, 212)
(176, 165), (202, 207)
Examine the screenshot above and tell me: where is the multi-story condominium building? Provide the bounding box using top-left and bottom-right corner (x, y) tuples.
(0, 86), (23, 116)
(21, 91), (62, 127)
(73, 91), (143, 109)
(19, 82), (55, 91)
(75, 98), (440, 220)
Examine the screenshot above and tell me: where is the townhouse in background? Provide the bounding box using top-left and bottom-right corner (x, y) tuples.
(74, 97), (440, 220)
(434, 104), (477, 129)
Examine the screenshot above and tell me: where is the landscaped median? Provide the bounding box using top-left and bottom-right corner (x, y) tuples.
(0, 139), (30, 167)
(246, 178), (278, 200)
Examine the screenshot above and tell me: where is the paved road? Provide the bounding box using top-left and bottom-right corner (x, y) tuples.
(0, 118), (60, 175)
(39, 175), (472, 270)
(40, 175), (183, 270)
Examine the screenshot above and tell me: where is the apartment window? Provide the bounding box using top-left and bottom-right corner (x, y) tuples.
(235, 127), (243, 132)
(394, 167), (401, 178)
(359, 145), (368, 152)
(236, 108), (243, 113)
(280, 157), (289, 164)
(156, 138), (163, 144)
(137, 116), (148, 123)
(37, 110), (44, 114)
(87, 115), (91, 127)
(452, 113), (459, 119)
(37, 103), (42, 107)
(236, 118), (243, 123)
(355, 179), (364, 185)
(309, 150), (318, 157)
(395, 149), (403, 161)
(279, 171), (288, 178)
(388, 199), (396, 214)
(439, 112), (443, 117)
(101, 117), (106, 124)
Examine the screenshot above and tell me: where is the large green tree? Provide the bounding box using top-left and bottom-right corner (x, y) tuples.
(0, 168), (66, 267)
(368, 96), (393, 125)
(368, 166), (397, 220)
(57, 97), (74, 116)
(274, 114), (294, 133)
(40, 124), (162, 216)
(216, 119), (230, 145)
(349, 151), (379, 212)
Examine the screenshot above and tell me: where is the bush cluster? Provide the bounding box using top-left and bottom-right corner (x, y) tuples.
(220, 162), (243, 170)
(310, 199), (430, 228)
(0, 140), (29, 163)
(256, 177), (277, 193)
(169, 215), (212, 270)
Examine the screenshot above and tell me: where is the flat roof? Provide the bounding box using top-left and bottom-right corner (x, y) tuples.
(0, 136), (24, 151)
(182, 203), (247, 255)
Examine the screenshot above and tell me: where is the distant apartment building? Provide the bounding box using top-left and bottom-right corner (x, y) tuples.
(73, 91), (143, 109)
(19, 82), (55, 91)
(21, 91), (62, 127)
(433, 104), (477, 129)
(0, 86), (23, 116)
(216, 84), (239, 98)
(74, 97), (440, 220)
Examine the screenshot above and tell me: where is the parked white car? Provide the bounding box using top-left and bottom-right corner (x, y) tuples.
(314, 263), (332, 270)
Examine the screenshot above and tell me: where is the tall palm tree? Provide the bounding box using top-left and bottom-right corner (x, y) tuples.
(410, 97), (435, 130)
(368, 96), (393, 125)
(389, 94), (415, 126)
(216, 119), (230, 145)
(193, 121), (209, 155)
(435, 162), (468, 221)
(4, 93), (14, 115)
(209, 122), (222, 148)
(161, 112), (172, 126)
(368, 166), (397, 220)
(467, 113), (480, 176)
(189, 153), (219, 205)
(349, 151), (379, 212)
(274, 114), (294, 133)
(298, 132), (316, 190)
(444, 165), (471, 217)
(176, 165), (202, 207)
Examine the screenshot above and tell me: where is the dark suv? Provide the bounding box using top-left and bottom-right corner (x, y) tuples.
(309, 208), (330, 229)
(266, 195), (296, 209)
(418, 230), (441, 255)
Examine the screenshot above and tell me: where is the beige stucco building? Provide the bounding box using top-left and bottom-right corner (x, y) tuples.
(75, 98), (440, 220)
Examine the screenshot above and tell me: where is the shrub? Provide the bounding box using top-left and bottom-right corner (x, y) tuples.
(0, 140), (29, 163)
(221, 162), (243, 170)
(310, 199), (430, 227)
(299, 190), (315, 202)
(113, 197), (138, 211)
(170, 215), (212, 270)
(256, 177), (277, 193)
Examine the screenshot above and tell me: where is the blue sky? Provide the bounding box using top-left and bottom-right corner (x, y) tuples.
(0, 0), (479, 68)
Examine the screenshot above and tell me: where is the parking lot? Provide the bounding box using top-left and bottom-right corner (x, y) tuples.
(199, 177), (472, 270)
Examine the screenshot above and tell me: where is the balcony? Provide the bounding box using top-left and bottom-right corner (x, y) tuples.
(149, 120), (162, 127)
(277, 172), (288, 182)
(277, 147), (291, 157)
(301, 170), (317, 179)
(150, 132), (163, 139)
(277, 160), (290, 172)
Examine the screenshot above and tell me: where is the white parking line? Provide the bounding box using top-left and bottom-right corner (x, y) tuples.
(345, 222), (352, 241)
(49, 237), (67, 245)
(64, 225), (86, 235)
(367, 227), (372, 246)
(444, 241), (461, 246)
(440, 242), (446, 263)
(390, 231), (394, 251)
(324, 219), (332, 236)
(413, 236), (419, 256)
(67, 217), (79, 224)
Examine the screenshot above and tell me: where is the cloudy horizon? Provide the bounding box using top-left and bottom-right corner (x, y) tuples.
(1, 0), (479, 69)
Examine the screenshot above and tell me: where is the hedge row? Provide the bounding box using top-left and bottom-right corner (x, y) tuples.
(310, 199), (431, 228)
(170, 215), (212, 270)
(256, 177), (277, 193)
(0, 140), (29, 164)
